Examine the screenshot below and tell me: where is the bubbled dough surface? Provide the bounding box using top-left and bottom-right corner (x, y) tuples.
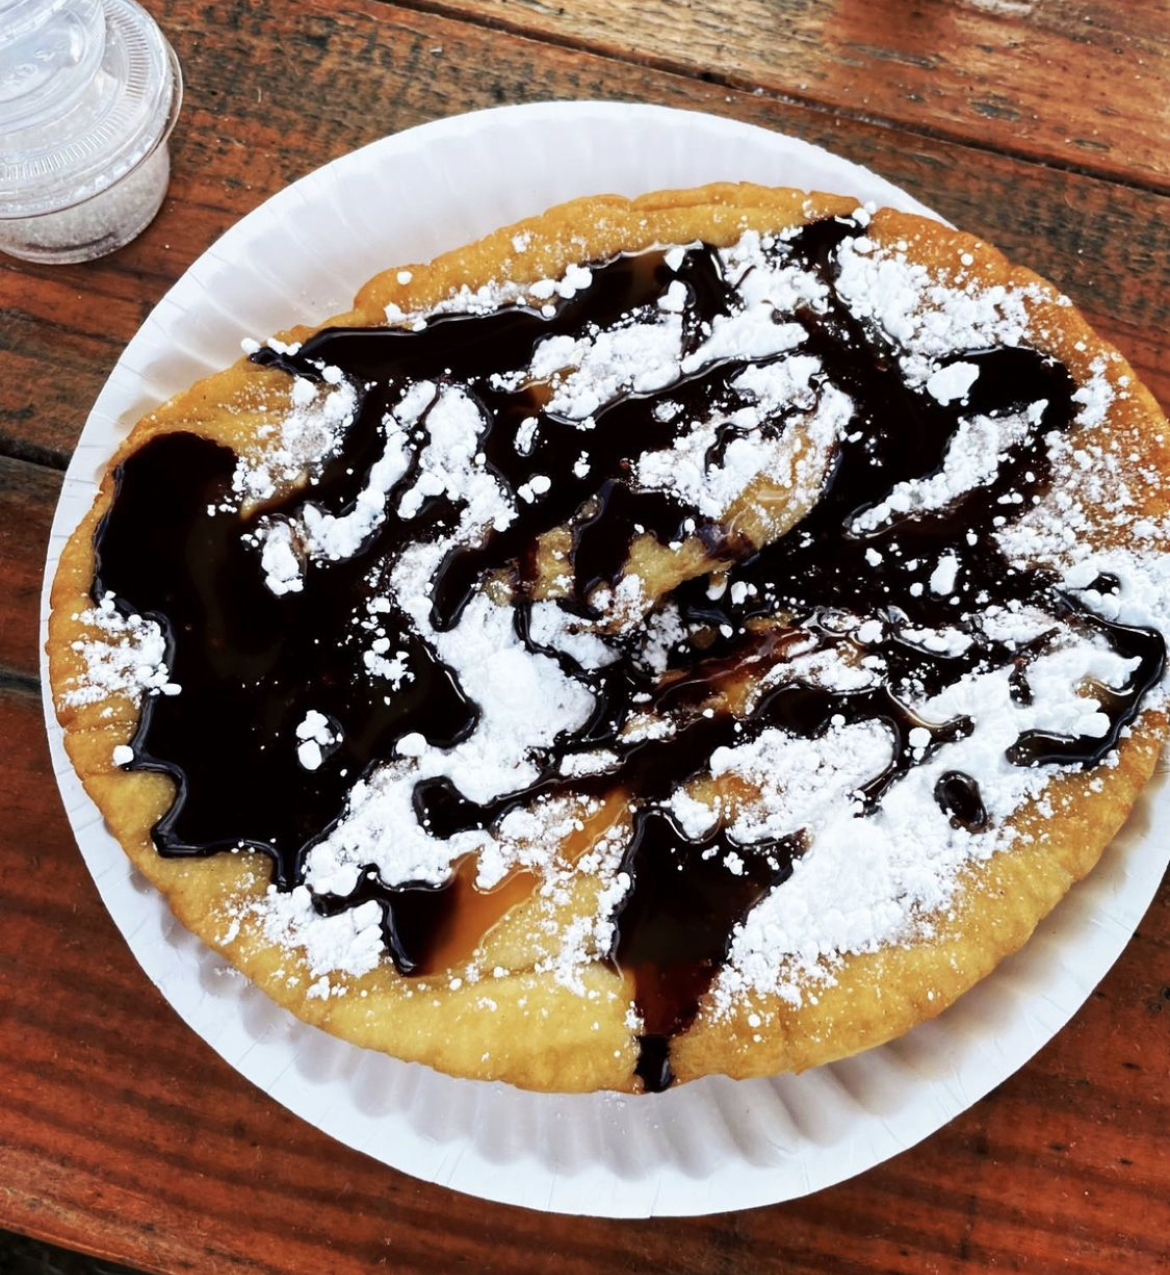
(48, 184), (1169, 1092)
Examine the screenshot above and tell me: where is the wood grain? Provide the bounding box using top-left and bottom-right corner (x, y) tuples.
(398, 0), (1170, 189)
(0, 457), (59, 685)
(0, 680), (1166, 1273)
(0, 0), (1165, 469)
(2, 0), (1167, 1270)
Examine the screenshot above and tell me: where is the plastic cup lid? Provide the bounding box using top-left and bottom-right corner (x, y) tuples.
(0, 0), (181, 218)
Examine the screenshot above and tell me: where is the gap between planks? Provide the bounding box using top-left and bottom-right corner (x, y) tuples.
(0, 669), (40, 696)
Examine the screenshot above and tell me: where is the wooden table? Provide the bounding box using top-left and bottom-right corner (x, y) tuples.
(2, 2), (1167, 1271)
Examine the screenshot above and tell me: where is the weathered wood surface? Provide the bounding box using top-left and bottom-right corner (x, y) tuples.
(1, 0), (1167, 468)
(0, 458), (58, 684)
(409, 0), (1170, 188)
(0, 0), (1166, 1271)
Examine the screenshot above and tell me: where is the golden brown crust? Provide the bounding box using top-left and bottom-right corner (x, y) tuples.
(47, 183), (1169, 1092)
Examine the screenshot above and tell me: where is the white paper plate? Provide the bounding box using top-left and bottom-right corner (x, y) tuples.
(39, 101), (1170, 1217)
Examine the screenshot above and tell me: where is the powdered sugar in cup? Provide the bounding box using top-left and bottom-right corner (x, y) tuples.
(0, 0), (182, 264)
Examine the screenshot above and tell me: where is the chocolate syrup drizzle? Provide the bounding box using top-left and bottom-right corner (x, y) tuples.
(91, 217), (1164, 1090)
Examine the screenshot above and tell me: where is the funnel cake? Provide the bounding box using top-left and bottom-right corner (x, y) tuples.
(48, 184), (1170, 1093)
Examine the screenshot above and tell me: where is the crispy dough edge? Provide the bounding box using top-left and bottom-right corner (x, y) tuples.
(47, 184), (1169, 1092)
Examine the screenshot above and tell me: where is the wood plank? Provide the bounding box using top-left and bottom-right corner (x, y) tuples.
(403, 0), (1170, 189)
(0, 682), (1166, 1275)
(0, 0), (1164, 470)
(0, 457), (60, 683)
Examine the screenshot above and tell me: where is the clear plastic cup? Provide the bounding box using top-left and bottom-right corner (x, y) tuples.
(0, 0), (183, 263)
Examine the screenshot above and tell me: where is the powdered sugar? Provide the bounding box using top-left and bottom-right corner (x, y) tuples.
(232, 373), (356, 506)
(925, 360), (980, 405)
(295, 710), (341, 772)
(523, 318), (685, 420)
(635, 359), (852, 521)
(850, 403), (1045, 535)
(246, 884), (386, 989)
(671, 720), (893, 846)
(396, 387), (512, 537)
(60, 592), (179, 708)
(392, 554), (596, 802)
(717, 627), (1150, 1011)
(527, 600), (621, 670)
(834, 233), (1038, 385)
